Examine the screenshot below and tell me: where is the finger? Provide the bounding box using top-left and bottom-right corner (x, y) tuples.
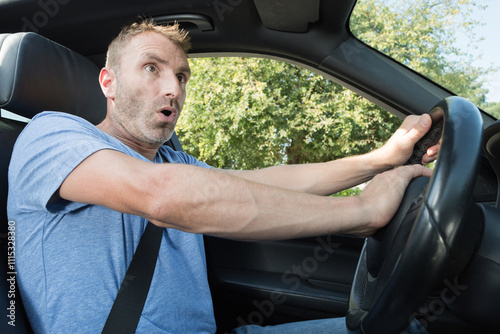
(427, 144), (440, 156)
(397, 164), (433, 179)
(406, 114), (432, 141)
(421, 155), (434, 164)
(398, 115), (421, 131)
(412, 164), (433, 178)
(421, 166), (433, 177)
(421, 144), (440, 164)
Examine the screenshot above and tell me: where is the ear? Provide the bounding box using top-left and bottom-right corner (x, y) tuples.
(99, 67), (116, 100)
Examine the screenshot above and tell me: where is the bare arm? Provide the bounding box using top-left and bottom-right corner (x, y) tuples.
(217, 114), (439, 195)
(58, 149), (431, 241)
(217, 154), (383, 196)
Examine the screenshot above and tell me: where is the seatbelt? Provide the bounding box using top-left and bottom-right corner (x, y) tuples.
(102, 150), (170, 333)
(102, 222), (164, 333)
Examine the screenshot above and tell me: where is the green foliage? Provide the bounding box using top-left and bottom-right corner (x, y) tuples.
(484, 102), (500, 118)
(177, 0), (494, 170)
(177, 57), (400, 169)
(332, 187), (363, 197)
(351, 0), (494, 109)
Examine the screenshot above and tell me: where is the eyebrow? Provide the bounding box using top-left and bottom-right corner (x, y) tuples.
(144, 53), (167, 65)
(143, 53), (191, 75)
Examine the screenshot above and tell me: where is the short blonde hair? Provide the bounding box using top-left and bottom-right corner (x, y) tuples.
(105, 20), (191, 71)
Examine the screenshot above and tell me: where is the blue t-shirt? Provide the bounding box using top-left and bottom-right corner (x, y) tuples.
(7, 112), (217, 333)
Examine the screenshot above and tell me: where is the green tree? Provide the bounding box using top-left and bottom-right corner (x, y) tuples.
(351, 0), (493, 109)
(177, 0), (493, 170)
(485, 102), (500, 118)
(178, 57), (399, 169)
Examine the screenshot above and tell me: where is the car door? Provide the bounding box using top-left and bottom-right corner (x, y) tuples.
(205, 234), (364, 332)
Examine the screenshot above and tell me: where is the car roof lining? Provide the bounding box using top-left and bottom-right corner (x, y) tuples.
(253, 0), (320, 33)
(0, 0), (352, 57)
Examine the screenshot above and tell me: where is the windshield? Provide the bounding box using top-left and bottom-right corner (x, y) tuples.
(350, 0), (500, 118)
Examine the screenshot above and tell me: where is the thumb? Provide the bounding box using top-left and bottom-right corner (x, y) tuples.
(408, 114), (432, 142)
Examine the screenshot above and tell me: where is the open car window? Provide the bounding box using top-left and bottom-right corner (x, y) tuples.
(350, 0), (500, 118)
(179, 56), (402, 174)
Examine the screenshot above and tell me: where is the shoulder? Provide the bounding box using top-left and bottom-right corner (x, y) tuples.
(16, 111), (103, 146)
(16, 111), (124, 151)
(11, 111), (139, 175)
(28, 111), (98, 133)
(13, 111), (117, 160)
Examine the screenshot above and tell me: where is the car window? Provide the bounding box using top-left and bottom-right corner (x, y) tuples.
(350, 0), (500, 118)
(178, 57), (402, 172)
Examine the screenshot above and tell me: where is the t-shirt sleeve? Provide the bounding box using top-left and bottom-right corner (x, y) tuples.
(159, 146), (213, 169)
(8, 112), (125, 214)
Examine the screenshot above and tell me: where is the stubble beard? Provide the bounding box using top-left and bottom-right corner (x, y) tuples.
(113, 80), (179, 146)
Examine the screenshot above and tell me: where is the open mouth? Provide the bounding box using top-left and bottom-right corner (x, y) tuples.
(158, 107), (176, 121)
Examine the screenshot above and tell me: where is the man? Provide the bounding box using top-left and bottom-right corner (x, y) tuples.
(8, 21), (437, 333)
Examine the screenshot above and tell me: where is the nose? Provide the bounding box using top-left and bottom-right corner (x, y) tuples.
(161, 72), (182, 100)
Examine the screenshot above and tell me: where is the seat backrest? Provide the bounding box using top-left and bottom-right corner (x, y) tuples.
(0, 32), (107, 333)
(0, 32), (107, 122)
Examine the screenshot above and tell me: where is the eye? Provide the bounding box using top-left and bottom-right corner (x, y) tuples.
(177, 74), (187, 83)
(145, 65), (158, 73)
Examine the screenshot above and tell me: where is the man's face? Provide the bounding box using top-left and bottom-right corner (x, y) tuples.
(110, 32), (191, 146)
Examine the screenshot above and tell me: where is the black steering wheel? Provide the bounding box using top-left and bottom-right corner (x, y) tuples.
(346, 96), (484, 334)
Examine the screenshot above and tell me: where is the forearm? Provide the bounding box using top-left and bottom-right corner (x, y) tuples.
(59, 150), (429, 241)
(218, 151), (390, 196)
(150, 164), (370, 240)
(219, 114), (441, 196)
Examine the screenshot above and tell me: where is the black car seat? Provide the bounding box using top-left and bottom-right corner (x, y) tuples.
(0, 32), (108, 333)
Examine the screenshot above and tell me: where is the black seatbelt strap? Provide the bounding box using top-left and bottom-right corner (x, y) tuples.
(102, 221), (164, 333)
(102, 149), (173, 333)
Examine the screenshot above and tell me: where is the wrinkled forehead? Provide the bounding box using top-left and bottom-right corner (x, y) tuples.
(119, 32), (189, 70)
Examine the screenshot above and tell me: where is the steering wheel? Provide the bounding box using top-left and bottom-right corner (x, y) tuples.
(346, 96), (484, 334)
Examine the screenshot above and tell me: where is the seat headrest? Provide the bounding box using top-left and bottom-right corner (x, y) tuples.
(0, 32), (106, 124)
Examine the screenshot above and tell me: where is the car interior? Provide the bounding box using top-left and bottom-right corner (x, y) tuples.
(1, 0), (500, 333)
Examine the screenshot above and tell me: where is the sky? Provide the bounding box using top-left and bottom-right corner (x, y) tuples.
(459, 0), (500, 103)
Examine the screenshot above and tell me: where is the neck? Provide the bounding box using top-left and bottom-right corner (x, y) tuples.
(97, 118), (160, 161)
